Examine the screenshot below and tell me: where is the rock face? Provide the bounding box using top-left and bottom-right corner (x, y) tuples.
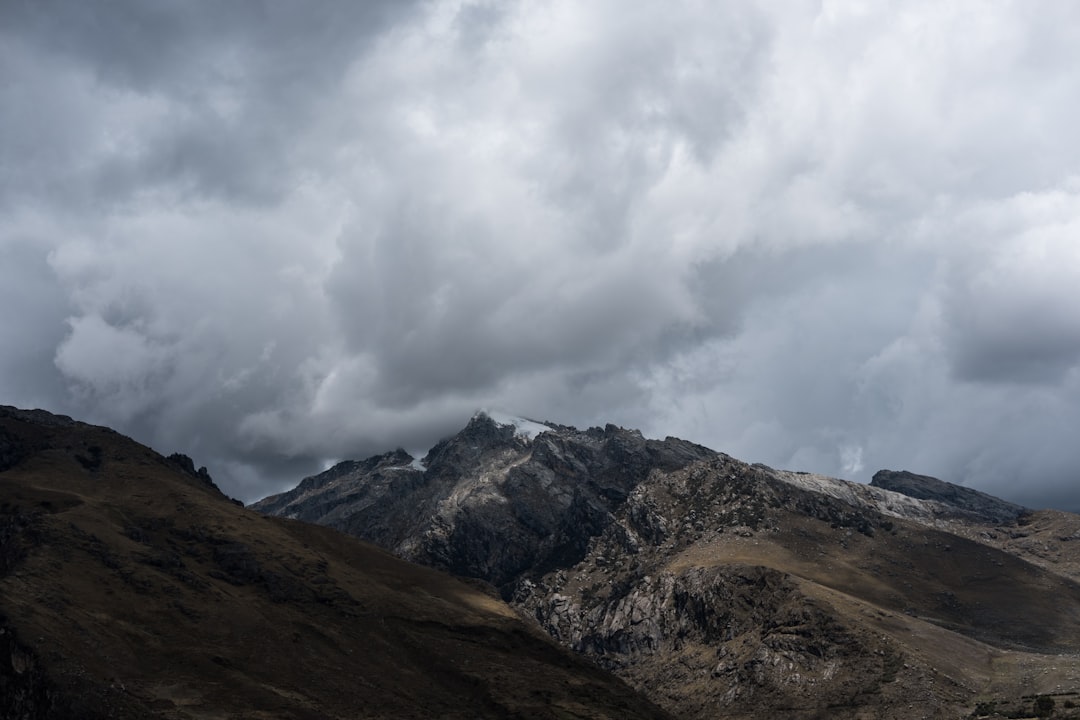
(256, 413), (1080, 720)
(254, 413), (716, 593)
(870, 469), (1025, 524)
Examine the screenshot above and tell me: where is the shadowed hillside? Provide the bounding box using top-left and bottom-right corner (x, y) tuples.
(0, 406), (671, 720)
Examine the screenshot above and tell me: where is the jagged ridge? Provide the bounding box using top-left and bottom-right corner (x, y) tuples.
(256, 412), (1080, 720)
(254, 412), (716, 592)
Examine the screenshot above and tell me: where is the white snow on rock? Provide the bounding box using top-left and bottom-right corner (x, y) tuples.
(481, 410), (553, 441)
(384, 455), (427, 472)
(770, 469), (961, 527)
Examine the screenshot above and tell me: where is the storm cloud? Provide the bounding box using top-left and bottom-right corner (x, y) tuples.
(3, 1), (1080, 508)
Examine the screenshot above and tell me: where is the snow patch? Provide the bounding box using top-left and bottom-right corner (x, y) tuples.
(385, 455), (427, 472)
(770, 469), (956, 527)
(481, 410), (553, 441)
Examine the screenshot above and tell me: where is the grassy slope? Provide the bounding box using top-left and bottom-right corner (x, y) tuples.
(531, 456), (1080, 719)
(0, 413), (671, 720)
(664, 507), (1080, 713)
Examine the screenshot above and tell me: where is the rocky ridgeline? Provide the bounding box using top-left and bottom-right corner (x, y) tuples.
(257, 424), (916, 594)
(508, 455), (922, 717)
(869, 469), (1025, 524)
(254, 413), (716, 592)
(255, 413), (1068, 719)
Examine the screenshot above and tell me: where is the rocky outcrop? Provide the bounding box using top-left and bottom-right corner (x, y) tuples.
(499, 454), (979, 718)
(165, 453), (241, 505)
(871, 469), (1025, 524)
(252, 412), (716, 593)
(517, 565), (902, 718)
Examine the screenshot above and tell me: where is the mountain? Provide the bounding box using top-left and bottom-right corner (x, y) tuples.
(255, 412), (1080, 720)
(0, 405), (672, 720)
(254, 413), (715, 592)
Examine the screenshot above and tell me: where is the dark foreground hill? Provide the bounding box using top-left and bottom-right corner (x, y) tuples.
(256, 412), (1080, 719)
(0, 406), (672, 720)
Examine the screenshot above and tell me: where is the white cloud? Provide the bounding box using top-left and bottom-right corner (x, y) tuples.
(54, 314), (174, 423)
(3, 1), (1080, 508)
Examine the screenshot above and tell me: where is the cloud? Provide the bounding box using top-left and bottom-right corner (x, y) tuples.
(940, 187), (1080, 384)
(2, 1), (1080, 508)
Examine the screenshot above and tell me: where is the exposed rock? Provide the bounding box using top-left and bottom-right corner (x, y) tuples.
(871, 469), (1025, 524)
(257, 413), (1080, 719)
(165, 452), (240, 504)
(252, 412), (717, 593)
(519, 565), (899, 717)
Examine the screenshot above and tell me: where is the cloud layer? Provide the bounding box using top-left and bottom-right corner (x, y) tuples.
(3, 1), (1080, 507)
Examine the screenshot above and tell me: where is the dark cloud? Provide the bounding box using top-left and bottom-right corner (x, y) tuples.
(942, 222), (1080, 385)
(0, 0), (421, 208)
(2, 1), (1080, 509)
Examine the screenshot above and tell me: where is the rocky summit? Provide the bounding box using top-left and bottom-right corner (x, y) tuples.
(0, 406), (671, 720)
(256, 411), (1080, 719)
(254, 413), (716, 592)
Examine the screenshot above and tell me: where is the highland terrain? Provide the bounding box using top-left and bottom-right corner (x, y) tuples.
(0, 405), (671, 719)
(256, 412), (1080, 719)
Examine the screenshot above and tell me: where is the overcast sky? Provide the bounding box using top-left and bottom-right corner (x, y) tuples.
(3, 1), (1080, 509)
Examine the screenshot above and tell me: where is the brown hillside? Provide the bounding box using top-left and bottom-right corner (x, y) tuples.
(0, 407), (671, 720)
(521, 457), (1080, 718)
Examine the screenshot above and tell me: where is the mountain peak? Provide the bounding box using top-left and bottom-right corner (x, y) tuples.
(475, 409), (555, 441)
(254, 415), (717, 589)
(253, 414), (1080, 719)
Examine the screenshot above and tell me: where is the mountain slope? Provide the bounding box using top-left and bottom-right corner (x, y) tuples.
(518, 455), (1080, 717)
(0, 406), (672, 720)
(255, 413), (716, 593)
(256, 412), (1080, 719)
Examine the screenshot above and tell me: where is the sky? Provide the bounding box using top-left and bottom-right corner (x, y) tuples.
(3, 1), (1080, 509)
